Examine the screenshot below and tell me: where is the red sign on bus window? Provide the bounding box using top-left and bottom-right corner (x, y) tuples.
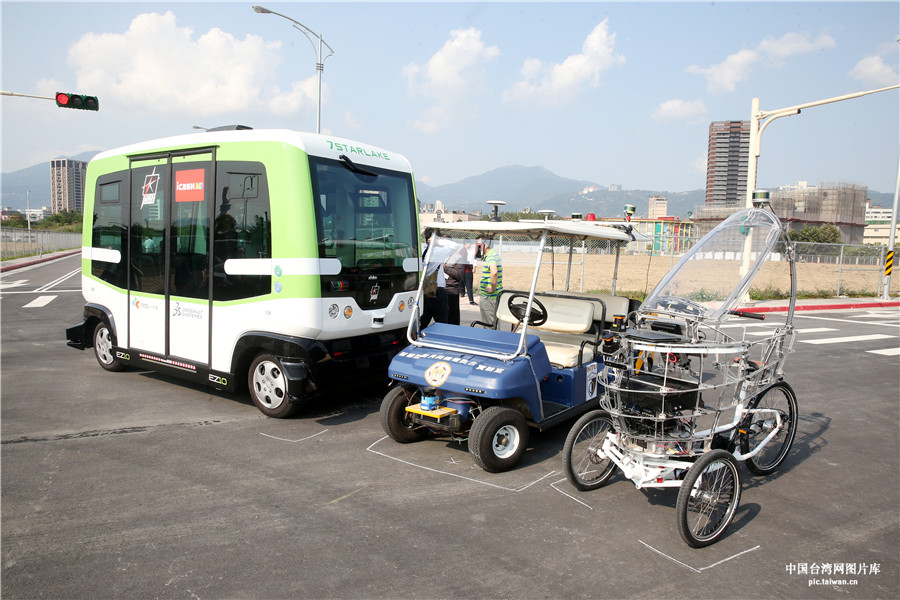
(175, 169), (205, 203)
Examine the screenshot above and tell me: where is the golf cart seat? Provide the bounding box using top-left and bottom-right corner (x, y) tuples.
(497, 293), (596, 368)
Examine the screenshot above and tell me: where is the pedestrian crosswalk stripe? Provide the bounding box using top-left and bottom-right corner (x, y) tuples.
(22, 295), (57, 308)
(800, 334), (893, 345)
(867, 347), (900, 356)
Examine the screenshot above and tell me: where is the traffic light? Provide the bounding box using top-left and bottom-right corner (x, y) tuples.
(55, 92), (99, 111)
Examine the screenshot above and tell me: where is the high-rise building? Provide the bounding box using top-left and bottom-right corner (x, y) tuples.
(705, 120), (749, 206)
(50, 159), (87, 214)
(648, 195), (667, 219)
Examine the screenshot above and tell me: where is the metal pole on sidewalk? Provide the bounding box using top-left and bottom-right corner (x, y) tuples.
(881, 149), (899, 300)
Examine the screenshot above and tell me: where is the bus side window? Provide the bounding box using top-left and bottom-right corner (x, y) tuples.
(91, 174), (128, 289)
(213, 164), (272, 301)
(130, 165), (167, 295)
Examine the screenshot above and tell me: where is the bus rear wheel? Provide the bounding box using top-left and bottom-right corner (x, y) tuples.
(248, 353), (299, 418)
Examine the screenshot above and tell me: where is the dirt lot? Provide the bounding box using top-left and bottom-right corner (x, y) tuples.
(497, 251), (896, 297)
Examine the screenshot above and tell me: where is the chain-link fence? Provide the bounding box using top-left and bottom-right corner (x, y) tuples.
(473, 233), (897, 298)
(0, 227), (81, 261)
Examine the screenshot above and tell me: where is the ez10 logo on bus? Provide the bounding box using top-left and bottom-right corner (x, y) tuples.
(209, 374), (228, 386)
(326, 140), (391, 161)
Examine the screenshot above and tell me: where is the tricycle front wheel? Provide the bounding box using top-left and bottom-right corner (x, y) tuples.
(676, 449), (742, 548)
(563, 410), (616, 491)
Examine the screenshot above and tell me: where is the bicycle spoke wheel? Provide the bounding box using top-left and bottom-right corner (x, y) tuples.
(676, 450), (742, 548)
(563, 410), (616, 491)
(741, 381), (798, 476)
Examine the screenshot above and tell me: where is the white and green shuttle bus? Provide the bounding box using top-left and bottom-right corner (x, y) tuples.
(66, 127), (421, 417)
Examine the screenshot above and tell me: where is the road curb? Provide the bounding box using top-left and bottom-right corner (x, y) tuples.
(742, 300), (900, 313)
(0, 250), (81, 273)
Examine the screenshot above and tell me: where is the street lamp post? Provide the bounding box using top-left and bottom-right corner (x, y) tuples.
(252, 5), (334, 134)
(743, 84), (900, 298)
(744, 84), (900, 209)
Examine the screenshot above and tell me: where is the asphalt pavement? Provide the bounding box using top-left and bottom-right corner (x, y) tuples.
(1, 251), (898, 599)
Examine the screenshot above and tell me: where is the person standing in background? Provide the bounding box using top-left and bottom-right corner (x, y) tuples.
(477, 236), (502, 326)
(419, 230), (448, 328)
(460, 241), (476, 305)
(443, 245), (465, 325)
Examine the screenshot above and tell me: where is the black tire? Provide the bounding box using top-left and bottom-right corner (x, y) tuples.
(248, 353), (298, 418)
(676, 449), (742, 548)
(563, 410), (616, 491)
(92, 321), (127, 372)
(740, 381), (798, 476)
(380, 385), (428, 443)
(469, 406), (529, 473)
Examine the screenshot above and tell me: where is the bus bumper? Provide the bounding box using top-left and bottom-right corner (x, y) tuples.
(66, 321), (88, 350)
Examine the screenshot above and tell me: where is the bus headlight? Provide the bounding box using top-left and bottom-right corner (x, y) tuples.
(328, 304), (339, 319)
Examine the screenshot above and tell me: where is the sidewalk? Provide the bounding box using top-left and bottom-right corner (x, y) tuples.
(0, 249), (81, 273)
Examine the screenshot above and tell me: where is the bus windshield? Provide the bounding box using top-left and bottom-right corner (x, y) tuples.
(310, 156), (418, 271)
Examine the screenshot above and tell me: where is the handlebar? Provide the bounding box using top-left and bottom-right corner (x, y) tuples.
(728, 309), (765, 321)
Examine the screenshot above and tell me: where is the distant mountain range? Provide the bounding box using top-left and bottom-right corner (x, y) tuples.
(416, 165), (706, 219)
(1, 151), (99, 209)
(2, 154), (893, 218)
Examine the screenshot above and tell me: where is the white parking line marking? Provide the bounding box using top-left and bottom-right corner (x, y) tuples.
(259, 430), (328, 443)
(800, 334), (894, 345)
(367, 436), (555, 493)
(22, 295), (57, 308)
(639, 540), (761, 573)
(867, 347), (900, 356)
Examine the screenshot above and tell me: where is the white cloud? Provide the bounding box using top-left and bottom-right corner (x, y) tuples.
(404, 27), (500, 133)
(503, 19), (625, 106)
(688, 32), (836, 94)
(652, 98), (708, 122)
(344, 110), (362, 130)
(67, 11), (318, 117)
(849, 55), (899, 87)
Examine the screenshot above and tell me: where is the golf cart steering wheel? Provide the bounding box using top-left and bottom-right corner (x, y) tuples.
(507, 293), (548, 327)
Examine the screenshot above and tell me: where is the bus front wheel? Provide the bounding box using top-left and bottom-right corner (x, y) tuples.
(93, 322), (128, 372)
(248, 353), (299, 418)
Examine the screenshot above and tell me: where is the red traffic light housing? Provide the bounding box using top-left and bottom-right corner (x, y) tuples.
(55, 92), (99, 111)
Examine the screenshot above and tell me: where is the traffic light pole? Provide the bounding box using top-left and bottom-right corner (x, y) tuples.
(1, 90), (55, 101)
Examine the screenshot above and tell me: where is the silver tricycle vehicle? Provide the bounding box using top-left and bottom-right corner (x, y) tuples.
(562, 205), (799, 547)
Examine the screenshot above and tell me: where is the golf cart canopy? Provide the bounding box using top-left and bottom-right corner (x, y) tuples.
(424, 220), (634, 243)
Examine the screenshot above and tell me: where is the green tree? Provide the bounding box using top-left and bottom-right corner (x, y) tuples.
(36, 210), (83, 232)
(4, 213), (27, 228)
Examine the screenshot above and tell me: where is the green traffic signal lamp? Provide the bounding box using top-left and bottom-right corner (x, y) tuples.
(55, 92), (99, 111)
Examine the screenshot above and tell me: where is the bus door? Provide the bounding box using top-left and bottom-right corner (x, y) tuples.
(128, 153), (213, 366)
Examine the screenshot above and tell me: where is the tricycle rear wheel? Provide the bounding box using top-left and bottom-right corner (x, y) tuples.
(740, 381), (798, 476)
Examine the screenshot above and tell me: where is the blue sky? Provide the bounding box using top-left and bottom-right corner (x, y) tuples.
(2, 1), (898, 197)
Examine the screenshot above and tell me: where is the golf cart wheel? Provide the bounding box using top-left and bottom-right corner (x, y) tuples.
(740, 381), (798, 476)
(248, 353), (299, 418)
(469, 406), (529, 473)
(563, 410), (616, 491)
(675, 449), (742, 548)
(380, 384), (428, 443)
(93, 321), (127, 372)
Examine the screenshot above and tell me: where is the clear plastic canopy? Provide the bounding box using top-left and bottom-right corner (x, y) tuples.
(641, 208), (789, 321)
